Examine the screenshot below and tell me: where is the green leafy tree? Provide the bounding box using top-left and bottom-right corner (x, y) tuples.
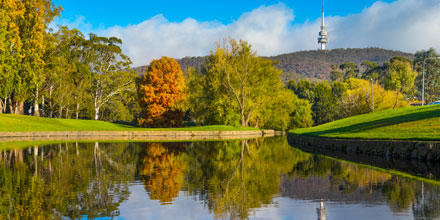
(312, 82), (339, 124)
(87, 34), (136, 120)
(188, 39), (304, 129)
(14, 0), (61, 115)
(0, 0), (22, 113)
(414, 48), (440, 103)
(340, 62), (359, 80)
(383, 57), (417, 109)
(289, 79), (315, 102)
(330, 70), (344, 81)
(290, 98), (314, 128)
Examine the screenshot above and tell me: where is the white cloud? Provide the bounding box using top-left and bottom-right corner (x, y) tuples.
(57, 0), (440, 66)
(326, 0), (440, 52)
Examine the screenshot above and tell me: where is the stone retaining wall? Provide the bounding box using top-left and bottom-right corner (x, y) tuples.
(0, 130), (274, 142)
(288, 133), (440, 161)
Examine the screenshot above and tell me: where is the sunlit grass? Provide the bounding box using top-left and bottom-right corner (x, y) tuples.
(0, 114), (258, 132)
(290, 105), (440, 140)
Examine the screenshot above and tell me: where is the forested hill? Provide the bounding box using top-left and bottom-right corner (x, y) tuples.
(134, 48), (414, 81)
(271, 48), (414, 81)
(133, 56), (206, 75)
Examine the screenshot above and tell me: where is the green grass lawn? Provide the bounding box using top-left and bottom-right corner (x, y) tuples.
(0, 114), (258, 132)
(290, 105), (440, 140)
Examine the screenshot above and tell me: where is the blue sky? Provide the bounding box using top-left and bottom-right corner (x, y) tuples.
(54, 0), (395, 28)
(52, 0), (440, 66)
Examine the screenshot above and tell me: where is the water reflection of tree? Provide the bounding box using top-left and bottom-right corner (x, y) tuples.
(412, 182), (440, 219)
(138, 142), (187, 205)
(185, 137), (309, 219)
(0, 142), (139, 219)
(285, 154), (440, 218)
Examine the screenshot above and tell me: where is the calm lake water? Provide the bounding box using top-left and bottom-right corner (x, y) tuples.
(0, 137), (439, 219)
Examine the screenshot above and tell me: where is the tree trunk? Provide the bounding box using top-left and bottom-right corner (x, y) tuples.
(49, 86), (53, 118)
(94, 90), (100, 120)
(240, 106), (247, 127)
(0, 97), (6, 113)
(41, 96), (45, 117)
(1, 97), (8, 113)
(393, 89), (399, 109)
(75, 103), (80, 119)
(15, 101), (24, 115)
(34, 88), (40, 117)
(2, 97), (6, 113)
(94, 106), (100, 120)
(14, 101), (19, 114)
(58, 105), (63, 119)
(241, 113), (246, 127)
(8, 98), (14, 114)
(65, 108), (69, 119)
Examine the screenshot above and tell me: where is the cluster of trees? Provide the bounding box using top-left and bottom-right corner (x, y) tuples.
(139, 40), (313, 130)
(186, 40), (313, 130)
(414, 48), (440, 103)
(288, 56), (419, 125)
(0, 0), (137, 121)
(137, 48), (438, 128)
(2, 0), (312, 130)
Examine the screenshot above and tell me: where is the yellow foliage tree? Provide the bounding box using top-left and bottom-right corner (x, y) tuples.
(2, 0), (61, 114)
(341, 78), (409, 118)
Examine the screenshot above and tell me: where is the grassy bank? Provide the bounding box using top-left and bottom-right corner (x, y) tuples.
(0, 114), (258, 132)
(290, 105), (440, 140)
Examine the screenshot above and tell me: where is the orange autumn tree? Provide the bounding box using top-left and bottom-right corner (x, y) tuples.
(138, 56), (186, 127)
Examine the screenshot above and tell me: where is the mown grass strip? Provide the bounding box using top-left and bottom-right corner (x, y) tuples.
(0, 114), (257, 132)
(290, 105), (440, 140)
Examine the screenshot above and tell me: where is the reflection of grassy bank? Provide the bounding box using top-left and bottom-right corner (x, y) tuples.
(290, 105), (440, 140)
(0, 138), (263, 151)
(0, 114), (258, 132)
(297, 147), (440, 186)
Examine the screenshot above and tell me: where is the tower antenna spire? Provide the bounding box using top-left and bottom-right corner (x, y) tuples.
(318, 0), (328, 50)
(322, 0), (324, 26)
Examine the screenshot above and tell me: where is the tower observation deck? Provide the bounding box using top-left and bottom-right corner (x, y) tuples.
(318, 0), (328, 50)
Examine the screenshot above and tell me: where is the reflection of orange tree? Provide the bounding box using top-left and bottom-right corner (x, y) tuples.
(139, 143), (187, 204)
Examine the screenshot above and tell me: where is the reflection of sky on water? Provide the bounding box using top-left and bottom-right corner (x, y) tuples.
(117, 183), (413, 220)
(118, 182), (213, 220)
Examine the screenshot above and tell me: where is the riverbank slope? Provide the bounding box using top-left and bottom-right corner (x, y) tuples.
(0, 114), (273, 142)
(290, 105), (440, 141)
(0, 114), (257, 132)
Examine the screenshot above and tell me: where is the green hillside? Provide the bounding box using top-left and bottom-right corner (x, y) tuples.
(0, 114), (256, 132)
(290, 105), (440, 140)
